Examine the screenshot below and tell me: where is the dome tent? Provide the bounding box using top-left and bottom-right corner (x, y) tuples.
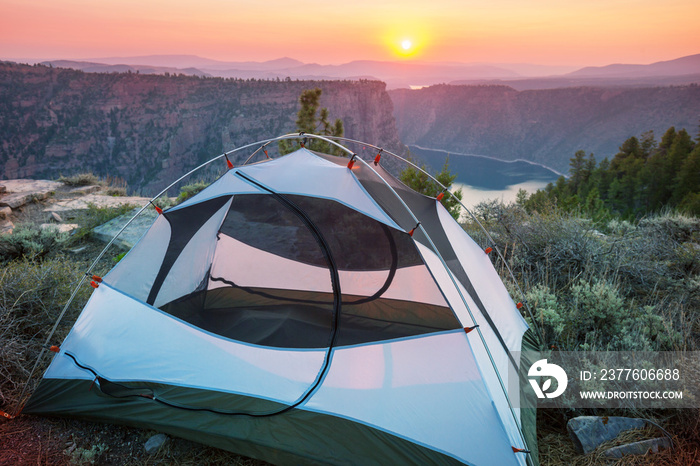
(23, 134), (540, 465)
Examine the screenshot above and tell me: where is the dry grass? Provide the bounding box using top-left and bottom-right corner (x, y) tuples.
(539, 421), (700, 466)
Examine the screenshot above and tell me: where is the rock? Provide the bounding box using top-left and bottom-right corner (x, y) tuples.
(0, 180), (62, 208)
(47, 194), (152, 212)
(70, 185), (102, 195)
(51, 211), (63, 222)
(0, 206), (11, 219)
(567, 416), (646, 454)
(92, 207), (158, 250)
(603, 437), (672, 458)
(0, 192), (41, 208)
(144, 433), (169, 454)
(0, 185), (5, 193)
(40, 223), (79, 234)
(0, 219), (14, 235)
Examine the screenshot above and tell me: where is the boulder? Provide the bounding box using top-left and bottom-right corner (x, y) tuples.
(40, 223), (79, 234)
(567, 416), (646, 454)
(51, 211), (63, 223)
(70, 185), (102, 195)
(47, 194), (151, 212)
(144, 433), (168, 454)
(92, 207), (158, 250)
(0, 180), (62, 208)
(0, 206), (11, 219)
(0, 219), (14, 235)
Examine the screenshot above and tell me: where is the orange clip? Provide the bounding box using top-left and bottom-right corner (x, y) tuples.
(90, 280), (99, 288)
(485, 247), (493, 254)
(516, 302), (523, 309)
(436, 192), (445, 201)
(92, 275), (103, 283)
(49, 345), (60, 353)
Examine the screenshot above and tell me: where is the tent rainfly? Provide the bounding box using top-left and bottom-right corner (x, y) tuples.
(23, 135), (540, 465)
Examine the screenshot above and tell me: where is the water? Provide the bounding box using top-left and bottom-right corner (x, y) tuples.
(408, 145), (562, 207)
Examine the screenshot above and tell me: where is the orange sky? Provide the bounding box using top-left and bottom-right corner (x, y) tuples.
(1, 0), (699, 66)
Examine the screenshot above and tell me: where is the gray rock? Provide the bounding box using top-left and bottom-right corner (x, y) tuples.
(144, 433), (169, 454)
(70, 185), (102, 195)
(51, 211), (63, 223)
(567, 416), (646, 454)
(40, 223), (79, 234)
(603, 437), (672, 458)
(0, 185), (5, 193)
(0, 206), (11, 219)
(0, 192), (40, 208)
(47, 193), (151, 212)
(0, 219), (14, 235)
(92, 207), (158, 250)
(0, 179), (62, 208)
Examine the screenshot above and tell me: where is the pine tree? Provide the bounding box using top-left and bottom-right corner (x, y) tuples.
(279, 88), (345, 156)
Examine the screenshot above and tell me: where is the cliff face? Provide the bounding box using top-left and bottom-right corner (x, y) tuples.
(389, 84), (700, 171)
(0, 62), (403, 193)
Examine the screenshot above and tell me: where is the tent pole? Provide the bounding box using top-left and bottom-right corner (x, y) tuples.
(353, 155), (531, 457)
(15, 133), (353, 416)
(324, 136), (544, 346)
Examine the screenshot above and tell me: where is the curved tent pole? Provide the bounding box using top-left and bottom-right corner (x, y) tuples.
(241, 132), (356, 166)
(353, 155), (531, 455)
(14, 133), (354, 416)
(324, 135), (544, 346)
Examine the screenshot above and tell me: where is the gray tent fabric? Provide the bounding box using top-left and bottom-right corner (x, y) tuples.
(25, 147), (538, 465)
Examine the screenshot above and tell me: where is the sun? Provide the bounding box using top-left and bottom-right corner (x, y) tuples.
(381, 27), (428, 59)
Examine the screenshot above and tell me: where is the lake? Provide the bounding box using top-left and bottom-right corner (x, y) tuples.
(408, 145), (563, 207)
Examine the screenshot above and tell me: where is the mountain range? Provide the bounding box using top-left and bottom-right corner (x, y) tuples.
(24, 53), (699, 90)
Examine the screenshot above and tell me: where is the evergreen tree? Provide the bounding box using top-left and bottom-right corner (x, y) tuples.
(521, 126), (699, 219)
(675, 144), (700, 212)
(279, 88), (345, 156)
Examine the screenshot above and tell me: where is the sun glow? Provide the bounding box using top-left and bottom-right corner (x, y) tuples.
(401, 39), (412, 51)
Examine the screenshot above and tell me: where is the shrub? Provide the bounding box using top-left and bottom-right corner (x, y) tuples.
(464, 203), (695, 351)
(176, 180), (210, 204)
(0, 258), (89, 407)
(58, 173), (102, 187)
(0, 224), (68, 263)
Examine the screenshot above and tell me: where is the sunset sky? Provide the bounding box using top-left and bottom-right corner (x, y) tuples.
(2, 0), (699, 66)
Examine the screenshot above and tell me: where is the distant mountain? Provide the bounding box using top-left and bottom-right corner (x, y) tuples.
(568, 53), (700, 78)
(41, 60), (211, 77)
(88, 55), (305, 71)
(33, 55), (523, 89)
(450, 73), (700, 91)
(390, 83), (700, 172)
(15, 53), (700, 90)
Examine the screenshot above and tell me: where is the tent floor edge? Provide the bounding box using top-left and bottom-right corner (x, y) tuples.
(24, 378), (466, 466)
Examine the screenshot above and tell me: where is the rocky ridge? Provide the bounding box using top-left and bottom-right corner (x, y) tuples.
(1, 62), (404, 195)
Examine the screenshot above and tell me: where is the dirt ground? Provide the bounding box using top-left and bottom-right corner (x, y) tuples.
(0, 414), (265, 465)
